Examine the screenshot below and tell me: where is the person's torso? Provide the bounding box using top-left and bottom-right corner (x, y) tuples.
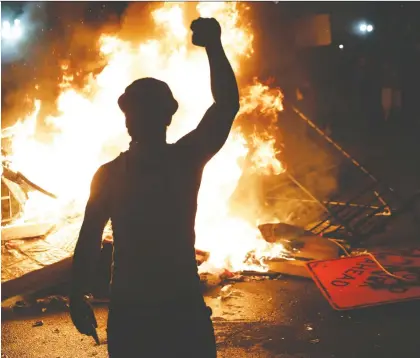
(103, 143), (204, 305)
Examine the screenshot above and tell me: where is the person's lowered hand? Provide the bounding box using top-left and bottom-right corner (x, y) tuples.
(69, 295), (98, 336)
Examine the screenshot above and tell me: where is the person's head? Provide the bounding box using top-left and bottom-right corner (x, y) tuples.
(118, 78), (178, 143)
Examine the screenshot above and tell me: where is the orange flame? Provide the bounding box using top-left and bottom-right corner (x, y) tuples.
(2, 2), (287, 272)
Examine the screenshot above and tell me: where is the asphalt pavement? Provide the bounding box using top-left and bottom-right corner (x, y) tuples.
(2, 277), (420, 358)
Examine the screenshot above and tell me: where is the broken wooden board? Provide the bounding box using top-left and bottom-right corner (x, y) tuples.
(2, 177), (27, 208)
(258, 223), (341, 261)
(1, 219), (82, 300)
(1, 222), (56, 241)
(2, 256), (73, 301)
(306, 247), (420, 310)
(259, 222), (307, 242)
(1, 218), (210, 300)
(267, 258), (312, 278)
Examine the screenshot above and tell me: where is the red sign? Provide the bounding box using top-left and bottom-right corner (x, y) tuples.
(306, 248), (420, 310)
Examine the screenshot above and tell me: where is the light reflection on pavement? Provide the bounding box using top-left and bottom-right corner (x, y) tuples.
(2, 279), (420, 358)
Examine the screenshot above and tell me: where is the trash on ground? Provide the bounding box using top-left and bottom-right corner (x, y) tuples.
(219, 284), (233, 300)
(304, 323), (313, 331)
(265, 258), (312, 278)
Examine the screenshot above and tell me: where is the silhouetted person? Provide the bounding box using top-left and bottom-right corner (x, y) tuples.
(69, 17), (239, 357)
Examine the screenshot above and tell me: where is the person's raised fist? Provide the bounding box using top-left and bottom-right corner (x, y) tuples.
(190, 17), (221, 48)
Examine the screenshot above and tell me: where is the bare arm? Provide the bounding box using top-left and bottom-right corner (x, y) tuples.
(71, 166), (110, 298)
(178, 18), (240, 161)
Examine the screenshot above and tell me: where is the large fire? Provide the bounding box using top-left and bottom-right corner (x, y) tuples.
(2, 3), (287, 273)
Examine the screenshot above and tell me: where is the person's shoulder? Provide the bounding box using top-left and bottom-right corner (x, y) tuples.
(165, 140), (183, 155)
(100, 154), (122, 171)
(95, 152), (128, 181)
(170, 140), (207, 170)
(170, 140), (196, 160)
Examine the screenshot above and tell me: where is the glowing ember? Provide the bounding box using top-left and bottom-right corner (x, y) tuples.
(2, 3), (287, 272)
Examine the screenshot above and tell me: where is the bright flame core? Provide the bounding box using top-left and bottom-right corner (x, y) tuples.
(2, 3), (286, 272)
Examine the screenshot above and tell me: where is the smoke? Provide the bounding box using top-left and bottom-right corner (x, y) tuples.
(2, 1), (340, 233)
(1, 2), (47, 63)
(118, 2), (162, 44)
(1, 2), (121, 129)
(228, 76), (341, 230)
(260, 107), (341, 228)
(2, 2), (48, 128)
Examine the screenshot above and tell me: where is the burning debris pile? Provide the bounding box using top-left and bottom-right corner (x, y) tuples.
(1, 3), (300, 299)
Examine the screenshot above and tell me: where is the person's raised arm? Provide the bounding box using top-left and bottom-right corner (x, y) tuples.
(177, 18), (240, 161)
(69, 166), (110, 336)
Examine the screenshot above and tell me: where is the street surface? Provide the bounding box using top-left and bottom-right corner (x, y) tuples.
(2, 277), (420, 358)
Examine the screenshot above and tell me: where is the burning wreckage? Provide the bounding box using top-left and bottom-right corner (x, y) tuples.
(3, 97), (416, 303)
(0, 2), (299, 301)
(0, 139), (350, 302)
(2, 124), (418, 304)
(2, 2), (415, 303)
(0, 154), (307, 300)
(1, 97), (413, 304)
(1, 151), (348, 300)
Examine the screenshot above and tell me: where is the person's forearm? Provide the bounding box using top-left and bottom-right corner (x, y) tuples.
(206, 41), (239, 107)
(71, 230), (102, 298)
